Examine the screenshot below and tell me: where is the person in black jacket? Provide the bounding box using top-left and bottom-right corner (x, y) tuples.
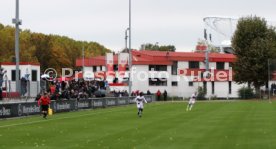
(163, 90), (167, 101)
(0, 87), (2, 100)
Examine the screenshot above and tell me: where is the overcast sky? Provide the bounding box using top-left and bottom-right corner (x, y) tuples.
(0, 0), (275, 52)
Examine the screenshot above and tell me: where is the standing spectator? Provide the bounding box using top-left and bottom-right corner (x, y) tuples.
(123, 90), (129, 96)
(55, 82), (61, 93)
(163, 90), (167, 101)
(61, 81), (66, 91)
(156, 90), (161, 101)
(147, 90), (151, 95)
(38, 92), (51, 119)
(135, 90), (140, 96)
(131, 91), (135, 96)
(20, 77), (27, 96)
(0, 86), (2, 100)
(50, 85), (56, 95)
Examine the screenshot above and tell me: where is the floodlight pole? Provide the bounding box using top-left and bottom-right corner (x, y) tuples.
(205, 45), (209, 71)
(203, 26), (209, 73)
(125, 28), (129, 51)
(204, 37), (209, 74)
(12, 0), (22, 94)
(128, 0), (132, 97)
(82, 45), (85, 71)
(204, 31), (209, 95)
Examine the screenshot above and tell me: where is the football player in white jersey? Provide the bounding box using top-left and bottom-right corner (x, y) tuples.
(134, 92), (148, 117)
(186, 92), (197, 111)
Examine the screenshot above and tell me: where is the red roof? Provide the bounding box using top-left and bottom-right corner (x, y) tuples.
(0, 62), (40, 66)
(76, 50), (236, 67)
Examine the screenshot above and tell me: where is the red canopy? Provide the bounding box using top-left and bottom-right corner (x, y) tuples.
(57, 77), (71, 82)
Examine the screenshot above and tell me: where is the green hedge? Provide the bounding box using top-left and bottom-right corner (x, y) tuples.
(238, 87), (254, 99)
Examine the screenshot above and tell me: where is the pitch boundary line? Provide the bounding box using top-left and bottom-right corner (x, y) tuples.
(0, 107), (132, 128)
(0, 102), (169, 128)
(0, 101), (274, 128)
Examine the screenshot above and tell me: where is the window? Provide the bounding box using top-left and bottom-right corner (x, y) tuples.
(11, 70), (21, 81)
(189, 81), (194, 86)
(149, 65), (155, 71)
(216, 62), (225, 70)
(157, 65), (167, 71)
(113, 77), (118, 83)
(93, 66), (97, 72)
(126, 65), (129, 71)
(229, 81), (232, 94)
(172, 81), (178, 86)
(203, 81), (207, 93)
(113, 65), (118, 71)
(31, 70), (37, 82)
(189, 61), (199, 69)
(229, 62), (234, 69)
(171, 61), (178, 75)
(122, 77), (129, 83)
(200, 72), (204, 78)
(212, 81), (215, 94)
(149, 78), (167, 86)
(149, 65), (167, 71)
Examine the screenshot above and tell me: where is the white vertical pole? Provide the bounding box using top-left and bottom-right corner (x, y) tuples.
(82, 45), (85, 71)
(128, 0), (132, 97)
(13, 0), (22, 94)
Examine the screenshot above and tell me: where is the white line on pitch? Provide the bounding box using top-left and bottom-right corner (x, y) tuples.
(0, 108), (130, 128)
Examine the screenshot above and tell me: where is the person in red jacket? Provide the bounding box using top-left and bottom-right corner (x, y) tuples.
(156, 90), (161, 101)
(39, 92), (51, 119)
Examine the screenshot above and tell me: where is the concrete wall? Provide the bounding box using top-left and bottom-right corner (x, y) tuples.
(205, 81), (245, 98)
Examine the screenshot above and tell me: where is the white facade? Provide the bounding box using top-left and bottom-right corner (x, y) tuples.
(0, 63), (40, 97)
(83, 61), (245, 99)
(129, 63), (243, 99)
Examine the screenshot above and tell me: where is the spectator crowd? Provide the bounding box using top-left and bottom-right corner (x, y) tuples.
(39, 78), (131, 100)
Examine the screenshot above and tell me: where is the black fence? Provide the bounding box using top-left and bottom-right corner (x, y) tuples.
(0, 95), (155, 118)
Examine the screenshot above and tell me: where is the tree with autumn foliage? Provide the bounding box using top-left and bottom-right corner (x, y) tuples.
(0, 23), (110, 74)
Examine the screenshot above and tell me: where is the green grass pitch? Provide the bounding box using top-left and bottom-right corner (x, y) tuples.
(0, 101), (276, 149)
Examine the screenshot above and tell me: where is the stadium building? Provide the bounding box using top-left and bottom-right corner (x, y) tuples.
(0, 62), (40, 97)
(76, 50), (246, 99)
